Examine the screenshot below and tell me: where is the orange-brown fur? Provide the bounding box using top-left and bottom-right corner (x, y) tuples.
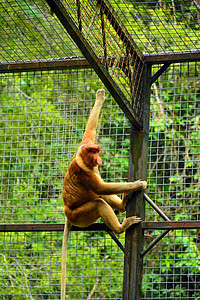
(61, 89), (147, 300)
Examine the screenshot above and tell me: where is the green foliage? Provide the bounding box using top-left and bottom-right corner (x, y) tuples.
(0, 0), (200, 298)
(0, 73), (72, 222)
(144, 230), (200, 298)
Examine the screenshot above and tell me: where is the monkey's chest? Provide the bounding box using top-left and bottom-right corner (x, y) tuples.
(63, 180), (99, 208)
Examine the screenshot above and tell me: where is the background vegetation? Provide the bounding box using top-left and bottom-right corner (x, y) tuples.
(0, 0), (199, 298)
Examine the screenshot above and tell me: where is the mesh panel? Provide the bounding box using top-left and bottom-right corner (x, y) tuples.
(143, 61), (200, 299)
(0, 1), (200, 299)
(0, 0), (82, 62)
(147, 61), (200, 221)
(143, 229), (200, 299)
(59, 0), (144, 121)
(0, 231), (124, 299)
(0, 69), (130, 224)
(109, 0), (200, 54)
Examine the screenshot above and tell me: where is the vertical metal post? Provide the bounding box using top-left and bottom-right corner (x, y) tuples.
(123, 63), (151, 299)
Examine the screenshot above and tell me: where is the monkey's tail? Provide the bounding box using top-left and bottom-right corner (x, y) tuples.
(61, 217), (71, 300)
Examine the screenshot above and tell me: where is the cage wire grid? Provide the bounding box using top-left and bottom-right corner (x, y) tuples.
(143, 229), (200, 299)
(48, 0), (145, 122)
(147, 62), (200, 221)
(109, 0), (200, 54)
(0, 0), (200, 299)
(0, 68), (130, 224)
(0, 0), (82, 62)
(143, 61), (200, 299)
(0, 68), (129, 299)
(0, 231), (124, 299)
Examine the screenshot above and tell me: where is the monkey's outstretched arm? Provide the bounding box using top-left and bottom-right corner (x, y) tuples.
(82, 89), (105, 144)
(86, 175), (147, 195)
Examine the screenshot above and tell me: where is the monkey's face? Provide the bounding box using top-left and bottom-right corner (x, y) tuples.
(82, 144), (102, 168)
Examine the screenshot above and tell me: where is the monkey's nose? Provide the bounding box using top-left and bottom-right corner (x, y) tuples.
(97, 156), (102, 166)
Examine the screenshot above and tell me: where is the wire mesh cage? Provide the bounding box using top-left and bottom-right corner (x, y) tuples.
(0, 0), (200, 299)
(143, 229), (200, 299)
(143, 61), (200, 299)
(0, 0), (82, 62)
(147, 62), (200, 221)
(0, 68), (130, 224)
(0, 68), (129, 298)
(0, 230), (125, 299)
(109, 0), (200, 54)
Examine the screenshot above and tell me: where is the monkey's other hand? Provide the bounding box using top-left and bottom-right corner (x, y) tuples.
(96, 89), (105, 105)
(131, 180), (147, 191)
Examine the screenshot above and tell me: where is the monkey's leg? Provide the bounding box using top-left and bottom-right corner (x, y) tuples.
(68, 199), (141, 234)
(101, 194), (127, 212)
(82, 89), (105, 143)
(97, 199), (141, 234)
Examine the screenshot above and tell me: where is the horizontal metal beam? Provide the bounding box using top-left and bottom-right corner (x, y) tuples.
(1, 221), (200, 233)
(0, 57), (90, 73)
(143, 50), (200, 65)
(0, 56), (136, 73)
(1, 50), (199, 74)
(0, 223), (106, 232)
(142, 221), (200, 230)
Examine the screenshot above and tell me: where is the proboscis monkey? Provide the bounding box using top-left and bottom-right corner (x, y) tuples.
(61, 89), (147, 300)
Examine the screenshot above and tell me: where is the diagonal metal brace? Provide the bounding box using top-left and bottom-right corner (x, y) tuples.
(45, 0), (142, 129)
(150, 63), (171, 85)
(141, 193), (172, 257)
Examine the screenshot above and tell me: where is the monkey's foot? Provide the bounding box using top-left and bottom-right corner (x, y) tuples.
(96, 89), (105, 105)
(132, 180), (147, 191)
(121, 216), (141, 232)
(126, 216), (142, 224)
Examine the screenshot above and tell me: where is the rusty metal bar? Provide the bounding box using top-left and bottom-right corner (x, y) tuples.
(143, 50), (200, 64)
(123, 63), (151, 300)
(45, 0), (142, 129)
(150, 63), (171, 85)
(0, 57), (127, 73)
(0, 223), (106, 232)
(0, 58), (90, 73)
(1, 51), (199, 74)
(141, 230), (170, 257)
(100, 2), (108, 70)
(144, 193), (171, 221)
(142, 221), (200, 230)
(76, 0), (82, 32)
(107, 230), (125, 253)
(98, 0), (141, 59)
(1, 221), (200, 233)
(1, 50), (199, 74)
